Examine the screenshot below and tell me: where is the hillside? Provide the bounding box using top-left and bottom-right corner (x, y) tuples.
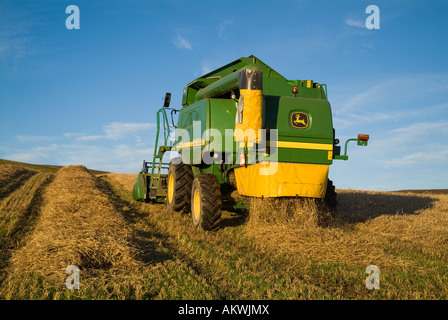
(0, 160), (447, 300)
(0, 159), (108, 175)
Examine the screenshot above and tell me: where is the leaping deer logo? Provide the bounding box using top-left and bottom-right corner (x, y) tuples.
(291, 112), (308, 128)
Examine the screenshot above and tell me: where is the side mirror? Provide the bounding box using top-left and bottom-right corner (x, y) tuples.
(163, 92), (171, 108)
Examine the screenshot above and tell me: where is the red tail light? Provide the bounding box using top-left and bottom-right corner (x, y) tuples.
(358, 134), (369, 141)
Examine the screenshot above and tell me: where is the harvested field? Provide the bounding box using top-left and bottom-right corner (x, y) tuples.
(0, 165), (38, 200)
(246, 197), (410, 268)
(0, 160), (447, 300)
(0, 165), (145, 299)
(105, 173), (138, 193)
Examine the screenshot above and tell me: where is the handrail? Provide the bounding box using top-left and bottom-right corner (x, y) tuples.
(148, 106), (179, 199)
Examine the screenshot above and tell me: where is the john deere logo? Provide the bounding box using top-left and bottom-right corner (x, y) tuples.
(291, 112), (309, 128)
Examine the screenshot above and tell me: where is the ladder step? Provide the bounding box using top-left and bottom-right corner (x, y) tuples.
(149, 188), (158, 198)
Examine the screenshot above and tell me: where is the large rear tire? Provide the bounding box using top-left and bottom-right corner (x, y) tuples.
(166, 158), (193, 213)
(323, 179), (338, 215)
(191, 174), (222, 231)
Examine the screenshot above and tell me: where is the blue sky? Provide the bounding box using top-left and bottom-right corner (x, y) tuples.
(1, 0), (447, 191)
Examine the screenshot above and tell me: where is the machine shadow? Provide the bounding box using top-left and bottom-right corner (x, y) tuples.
(219, 199), (250, 228)
(336, 191), (436, 224)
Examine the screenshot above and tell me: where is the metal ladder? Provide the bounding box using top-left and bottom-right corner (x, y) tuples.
(147, 105), (177, 199)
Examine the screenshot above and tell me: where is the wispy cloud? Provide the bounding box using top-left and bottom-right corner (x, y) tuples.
(369, 120), (448, 168)
(338, 109), (423, 126)
(378, 146), (448, 168)
(200, 61), (212, 75)
(16, 135), (61, 143)
(76, 122), (155, 141)
(4, 122), (159, 172)
(218, 19), (233, 39)
(6, 143), (154, 173)
(172, 34), (193, 50)
(0, 36), (29, 63)
(331, 118), (448, 190)
(344, 18), (365, 28)
(334, 74), (448, 115)
(0, 4), (48, 67)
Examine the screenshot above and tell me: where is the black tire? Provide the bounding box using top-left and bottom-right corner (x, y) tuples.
(191, 174), (222, 231)
(166, 158), (193, 213)
(323, 179), (338, 215)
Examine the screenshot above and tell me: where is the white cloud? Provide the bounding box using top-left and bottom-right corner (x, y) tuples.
(63, 132), (85, 138)
(4, 151), (41, 164)
(378, 146), (448, 168)
(4, 141), (157, 173)
(344, 18), (365, 28)
(76, 135), (105, 141)
(5, 143), (59, 164)
(58, 143), (155, 173)
(218, 19), (233, 38)
(0, 7), (48, 67)
(76, 122), (155, 141)
(388, 120), (448, 142)
(16, 135), (61, 143)
(0, 36), (29, 62)
(365, 120), (448, 169)
(4, 121), (160, 172)
(200, 61), (212, 75)
(332, 117), (354, 130)
(172, 34), (193, 50)
(344, 109), (422, 125)
(331, 117), (448, 190)
(333, 74), (448, 120)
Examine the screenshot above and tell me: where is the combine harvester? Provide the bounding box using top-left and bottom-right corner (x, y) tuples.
(132, 55), (369, 230)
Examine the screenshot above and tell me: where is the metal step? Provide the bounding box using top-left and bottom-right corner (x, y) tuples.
(149, 187), (158, 199)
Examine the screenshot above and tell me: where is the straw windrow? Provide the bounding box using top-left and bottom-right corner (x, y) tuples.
(0, 165), (38, 200)
(1, 161), (447, 299)
(1, 165), (143, 298)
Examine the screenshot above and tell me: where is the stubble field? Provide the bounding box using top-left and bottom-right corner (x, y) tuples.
(0, 159), (447, 299)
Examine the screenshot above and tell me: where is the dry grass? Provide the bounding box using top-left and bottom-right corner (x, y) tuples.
(245, 189), (448, 267)
(105, 173), (138, 193)
(0, 158), (109, 175)
(245, 197), (410, 268)
(0, 166), (145, 299)
(1, 161), (447, 299)
(103, 174), (448, 299)
(0, 165), (38, 200)
(243, 190), (448, 299)
(348, 190), (448, 259)
(0, 172), (52, 244)
(0, 164), (34, 184)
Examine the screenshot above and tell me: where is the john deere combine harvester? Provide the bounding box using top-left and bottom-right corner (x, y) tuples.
(132, 55), (369, 230)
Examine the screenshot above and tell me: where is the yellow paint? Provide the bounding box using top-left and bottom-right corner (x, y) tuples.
(290, 112), (309, 128)
(238, 142), (255, 148)
(234, 89), (263, 143)
(268, 140), (333, 151)
(173, 139), (205, 150)
(168, 174), (174, 204)
(234, 162), (329, 198)
(193, 189), (201, 221)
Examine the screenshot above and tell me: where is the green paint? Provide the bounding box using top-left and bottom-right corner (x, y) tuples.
(133, 55), (368, 201)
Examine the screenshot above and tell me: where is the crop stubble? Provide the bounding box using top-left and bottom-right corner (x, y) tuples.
(0, 164), (447, 299)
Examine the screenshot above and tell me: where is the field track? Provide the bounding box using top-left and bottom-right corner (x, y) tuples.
(0, 160), (447, 299)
